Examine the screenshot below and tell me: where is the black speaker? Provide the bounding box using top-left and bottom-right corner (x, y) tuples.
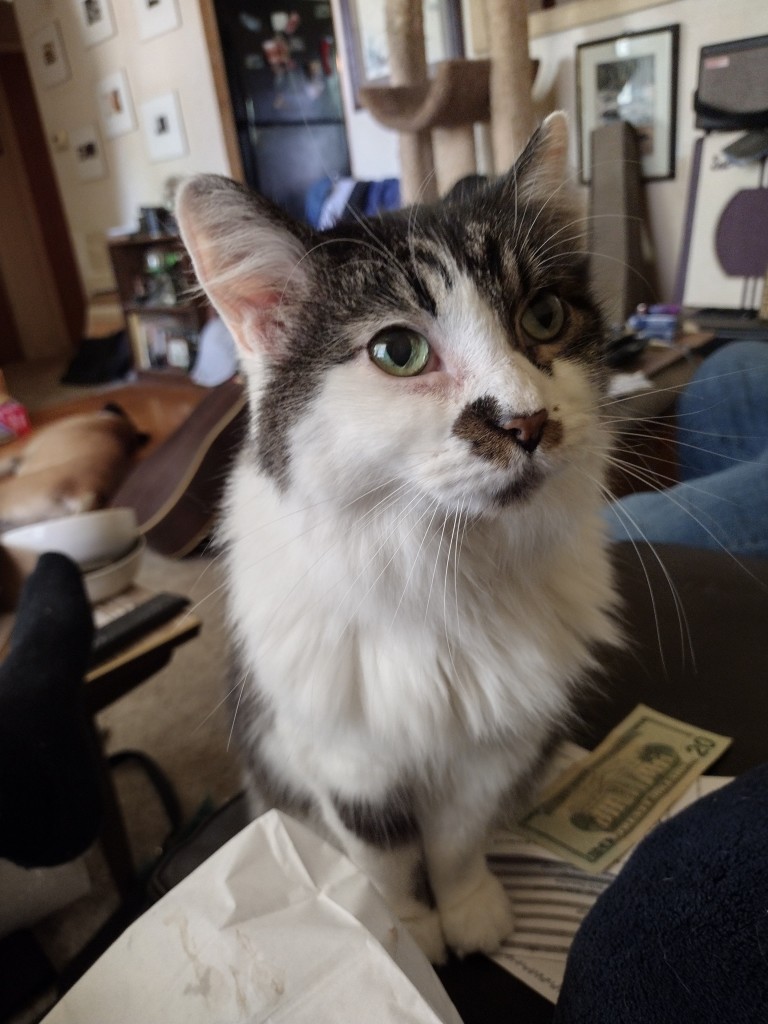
(695, 34), (768, 131)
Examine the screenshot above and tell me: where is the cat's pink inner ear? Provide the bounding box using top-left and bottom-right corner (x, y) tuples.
(176, 175), (307, 357)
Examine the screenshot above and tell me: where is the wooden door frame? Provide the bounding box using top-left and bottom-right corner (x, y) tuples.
(0, 51), (84, 348)
(197, 0), (246, 183)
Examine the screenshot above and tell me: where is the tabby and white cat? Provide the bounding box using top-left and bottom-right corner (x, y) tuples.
(177, 113), (620, 963)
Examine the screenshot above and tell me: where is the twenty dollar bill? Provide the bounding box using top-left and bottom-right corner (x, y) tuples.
(515, 705), (732, 873)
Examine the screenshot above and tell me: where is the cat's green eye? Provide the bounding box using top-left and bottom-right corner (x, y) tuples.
(520, 292), (565, 342)
(368, 328), (431, 377)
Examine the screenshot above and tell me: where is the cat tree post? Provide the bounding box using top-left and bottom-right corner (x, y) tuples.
(361, 0), (538, 196)
(385, 0), (437, 204)
(360, 59), (491, 198)
(486, 0), (536, 172)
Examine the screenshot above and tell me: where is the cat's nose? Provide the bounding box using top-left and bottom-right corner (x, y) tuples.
(497, 408), (548, 454)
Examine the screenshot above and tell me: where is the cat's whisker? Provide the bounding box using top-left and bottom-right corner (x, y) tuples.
(423, 506), (457, 634)
(597, 365), (759, 413)
(608, 428), (763, 470)
(195, 669), (248, 735)
(442, 496), (465, 672)
(328, 488), (434, 645)
(514, 167), (576, 262)
(232, 482), (430, 683)
(389, 497), (442, 631)
(531, 210), (649, 268)
(594, 480), (681, 673)
(327, 201), (411, 280)
(453, 498), (472, 652)
(239, 475), (428, 659)
(595, 447), (742, 515)
(225, 667), (249, 752)
(595, 451), (768, 593)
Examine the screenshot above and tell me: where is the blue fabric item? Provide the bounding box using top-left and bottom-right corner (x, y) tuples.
(364, 178), (401, 216)
(304, 176), (333, 228)
(345, 181), (370, 219)
(191, 317), (238, 387)
(555, 762), (768, 1022)
(606, 340), (768, 556)
(318, 177), (356, 229)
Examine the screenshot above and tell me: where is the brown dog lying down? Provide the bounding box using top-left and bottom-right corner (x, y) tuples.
(0, 404), (147, 530)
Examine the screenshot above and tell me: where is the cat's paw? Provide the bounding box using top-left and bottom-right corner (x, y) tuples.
(401, 907), (446, 965)
(439, 870), (514, 958)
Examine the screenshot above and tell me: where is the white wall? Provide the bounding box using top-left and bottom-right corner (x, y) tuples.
(525, 0), (768, 301)
(330, 0), (401, 181)
(15, 0), (232, 295)
(330, 0), (767, 301)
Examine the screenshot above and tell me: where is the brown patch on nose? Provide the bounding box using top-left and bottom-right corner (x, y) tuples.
(454, 398), (563, 464)
(453, 396), (517, 467)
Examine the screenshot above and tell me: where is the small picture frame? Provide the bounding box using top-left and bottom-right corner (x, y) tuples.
(29, 21), (71, 89)
(576, 24), (679, 183)
(72, 0), (117, 48)
(133, 0), (181, 41)
(141, 91), (188, 162)
(98, 69), (137, 138)
(71, 124), (107, 181)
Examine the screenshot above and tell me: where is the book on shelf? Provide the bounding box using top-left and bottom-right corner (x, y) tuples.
(127, 313), (199, 371)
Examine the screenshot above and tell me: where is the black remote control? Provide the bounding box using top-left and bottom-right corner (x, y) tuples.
(90, 592), (191, 666)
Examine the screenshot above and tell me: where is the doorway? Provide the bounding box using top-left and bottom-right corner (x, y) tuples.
(0, 8), (84, 366)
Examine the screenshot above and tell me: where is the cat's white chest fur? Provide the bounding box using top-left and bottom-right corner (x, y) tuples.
(223, 444), (616, 789)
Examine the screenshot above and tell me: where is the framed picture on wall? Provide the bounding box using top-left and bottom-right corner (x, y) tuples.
(29, 21), (71, 89)
(133, 0), (181, 41)
(576, 24), (679, 183)
(337, 0), (464, 108)
(140, 91), (188, 162)
(98, 69), (137, 138)
(71, 124), (107, 181)
(72, 0), (117, 47)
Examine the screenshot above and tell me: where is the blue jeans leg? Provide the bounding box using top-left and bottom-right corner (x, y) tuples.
(675, 340), (768, 479)
(607, 341), (768, 557)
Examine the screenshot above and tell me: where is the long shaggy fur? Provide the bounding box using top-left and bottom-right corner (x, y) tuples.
(177, 113), (620, 963)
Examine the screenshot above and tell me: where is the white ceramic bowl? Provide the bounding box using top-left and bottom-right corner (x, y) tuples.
(1, 508), (138, 573)
(83, 536), (145, 604)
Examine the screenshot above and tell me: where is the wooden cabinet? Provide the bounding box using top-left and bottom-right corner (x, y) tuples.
(108, 234), (207, 374)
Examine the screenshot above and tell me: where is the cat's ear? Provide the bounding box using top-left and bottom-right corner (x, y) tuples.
(503, 111), (571, 203)
(176, 175), (314, 356)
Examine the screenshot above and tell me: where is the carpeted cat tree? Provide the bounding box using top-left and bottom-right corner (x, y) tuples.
(360, 0), (537, 201)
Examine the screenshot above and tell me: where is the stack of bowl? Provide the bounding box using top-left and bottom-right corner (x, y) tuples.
(0, 508), (145, 606)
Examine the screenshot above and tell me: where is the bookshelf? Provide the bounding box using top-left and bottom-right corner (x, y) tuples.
(107, 233), (208, 374)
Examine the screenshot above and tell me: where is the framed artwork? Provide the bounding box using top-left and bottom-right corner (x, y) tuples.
(140, 91), (188, 162)
(72, 0), (117, 47)
(677, 132), (768, 311)
(71, 124), (107, 181)
(576, 24), (679, 183)
(337, 0), (464, 108)
(133, 0), (181, 41)
(98, 69), (137, 138)
(29, 22), (71, 89)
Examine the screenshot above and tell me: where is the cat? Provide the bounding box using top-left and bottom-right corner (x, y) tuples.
(0, 404), (147, 531)
(176, 112), (621, 963)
